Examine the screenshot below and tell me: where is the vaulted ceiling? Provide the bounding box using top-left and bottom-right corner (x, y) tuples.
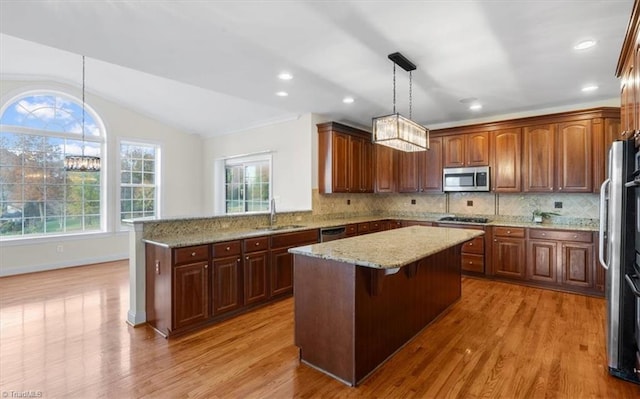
(0, 1), (633, 137)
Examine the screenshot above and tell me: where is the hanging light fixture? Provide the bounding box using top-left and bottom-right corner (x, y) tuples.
(372, 52), (429, 152)
(64, 55), (101, 172)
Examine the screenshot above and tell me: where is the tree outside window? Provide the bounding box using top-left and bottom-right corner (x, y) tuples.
(120, 142), (158, 222)
(225, 158), (270, 214)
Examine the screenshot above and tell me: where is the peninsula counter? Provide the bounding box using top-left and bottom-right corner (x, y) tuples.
(289, 226), (484, 386)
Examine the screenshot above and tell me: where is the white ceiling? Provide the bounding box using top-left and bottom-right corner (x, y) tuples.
(0, 1), (634, 137)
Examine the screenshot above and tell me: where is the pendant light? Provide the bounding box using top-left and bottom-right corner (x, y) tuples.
(372, 52), (429, 152)
(64, 55), (101, 172)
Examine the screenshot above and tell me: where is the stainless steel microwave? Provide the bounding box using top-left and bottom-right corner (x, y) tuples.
(443, 166), (490, 192)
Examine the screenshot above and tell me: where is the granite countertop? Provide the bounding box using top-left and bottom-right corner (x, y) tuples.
(288, 226), (484, 269)
(141, 215), (596, 248)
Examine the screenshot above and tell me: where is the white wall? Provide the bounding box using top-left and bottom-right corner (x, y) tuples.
(203, 113), (321, 214)
(0, 80), (204, 276)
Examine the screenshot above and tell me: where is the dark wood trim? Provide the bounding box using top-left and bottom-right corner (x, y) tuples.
(617, 0), (640, 77)
(317, 121), (372, 139)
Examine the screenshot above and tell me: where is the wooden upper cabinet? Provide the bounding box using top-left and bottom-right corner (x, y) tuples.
(523, 124), (556, 192)
(490, 128), (521, 192)
(317, 122), (373, 194)
(616, 2), (640, 146)
(443, 132), (489, 168)
(557, 120), (592, 192)
(374, 144), (396, 193)
(443, 135), (465, 167)
(397, 137), (442, 193)
(421, 136), (443, 192)
(466, 132), (489, 166)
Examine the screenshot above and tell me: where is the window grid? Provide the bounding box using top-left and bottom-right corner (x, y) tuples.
(225, 159), (270, 214)
(120, 142), (157, 222)
(0, 92), (104, 238)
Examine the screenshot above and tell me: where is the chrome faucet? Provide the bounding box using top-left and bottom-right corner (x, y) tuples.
(270, 198), (277, 227)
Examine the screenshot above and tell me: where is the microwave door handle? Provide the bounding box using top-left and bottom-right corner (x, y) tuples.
(624, 274), (640, 297)
(598, 178), (610, 270)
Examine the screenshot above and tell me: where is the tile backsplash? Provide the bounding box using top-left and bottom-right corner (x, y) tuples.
(313, 189), (599, 221)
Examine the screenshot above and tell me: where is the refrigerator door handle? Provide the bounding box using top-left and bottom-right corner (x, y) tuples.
(624, 273), (640, 297)
(599, 178), (610, 270)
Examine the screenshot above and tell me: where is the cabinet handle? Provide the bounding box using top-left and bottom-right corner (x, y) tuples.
(226, 246), (231, 251)
(469, 261), (474, 265)
(573, 235), (578, 239)
(204, 264), (208, 269)
(237, 258), (241, 263)
(255, 242), (260, 246)
(246, 256), (249, 260)
(542, 233), (546, 236)
(507, 230), (511, 234)
(468, 243), (473, 246)
(191, 252), (196, 256)
(494, 239), (497, 242)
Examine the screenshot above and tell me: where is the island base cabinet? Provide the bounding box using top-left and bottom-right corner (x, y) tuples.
(294, 245), (462, 386)
(173, 262), (210, 330)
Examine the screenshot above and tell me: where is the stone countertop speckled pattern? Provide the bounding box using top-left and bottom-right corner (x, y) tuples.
(141, 215), (597, 248)
(288, 226), (484, 269)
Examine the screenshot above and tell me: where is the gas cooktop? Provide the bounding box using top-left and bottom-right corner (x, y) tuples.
(438, 216), (490, 224)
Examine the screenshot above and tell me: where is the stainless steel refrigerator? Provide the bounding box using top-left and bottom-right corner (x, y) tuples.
(599, 138), (639, 384)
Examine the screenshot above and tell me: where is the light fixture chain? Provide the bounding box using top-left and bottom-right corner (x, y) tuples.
(81, 55), (86, 157)
(392, 62), (396, 114)
(409, 70), (412, 119)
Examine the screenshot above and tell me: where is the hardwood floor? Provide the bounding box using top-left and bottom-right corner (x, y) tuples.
(1, 260), (639, 398)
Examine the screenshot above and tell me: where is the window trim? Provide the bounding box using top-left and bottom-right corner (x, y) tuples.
(0, 90), (107, 241)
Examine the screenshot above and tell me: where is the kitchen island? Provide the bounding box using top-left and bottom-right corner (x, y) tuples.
(289, 225), (483, 386)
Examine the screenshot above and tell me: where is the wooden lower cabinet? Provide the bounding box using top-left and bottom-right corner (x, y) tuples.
(560, 242), (593, 288)
(492, 227), (526, 279)
(270, 247), (294, 296)
(244, 251), (269, 304)
(437, 222), (485, 274)
(173, 261), (210, 330)
(526, 240), (558, 284)
(212, 255), (242, 314)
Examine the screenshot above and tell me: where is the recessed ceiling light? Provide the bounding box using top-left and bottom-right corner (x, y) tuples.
(574, 40), (597, 50)
(278, 72), (293, 80)
(469, 103), (483, 111)
(581, 85), (599, 92)
(276, 91), (288, 97)
(459, 97), (478, 104)
(343, 97), (354, 104)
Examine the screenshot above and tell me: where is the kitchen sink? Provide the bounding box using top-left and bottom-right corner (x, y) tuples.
(255, 224), (306, 231)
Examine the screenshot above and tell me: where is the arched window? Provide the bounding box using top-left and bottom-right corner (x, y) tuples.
(0, 92), (105, 238)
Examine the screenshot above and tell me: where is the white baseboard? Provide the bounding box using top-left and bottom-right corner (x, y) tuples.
(0, 253), (129, 277)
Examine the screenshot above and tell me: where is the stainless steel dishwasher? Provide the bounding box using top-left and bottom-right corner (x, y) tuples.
(320, 226), (347, 242)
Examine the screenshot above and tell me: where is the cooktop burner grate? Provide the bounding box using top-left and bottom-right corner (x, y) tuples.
(438, 216), (490, 224)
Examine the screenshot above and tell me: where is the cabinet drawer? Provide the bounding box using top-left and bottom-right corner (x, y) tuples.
(370, 221), (382, 232)
(244, 236), (270, 253)
(462, 236), (484, 254)
(357, 222), (370, 234)
(174, 245), (209, 265)
(271, 229), (319, 249)
(346, 224), (358, 236)
(212, 241), (242, 257)
(462, 254), (485, 273)
(528, 229), (592, 243)
(493, 226), (525, 238)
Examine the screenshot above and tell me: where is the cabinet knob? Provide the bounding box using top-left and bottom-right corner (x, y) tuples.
(204, 264), (208, 269)
(469, 261), (473, 265)
(469, 243), (473, 246)
(191, 252), (196, 256)
(237, 258), (241, 263)
(542, 233), (546, 236)
(573, 235), (578, 239)
(559, 187), (563, 191)
(226, 246), (231, 251)
(507, 230), (511, 234)
(246, 256), (249, 260)
(494, 239), (497, 242)
(255, 242), (260, 246)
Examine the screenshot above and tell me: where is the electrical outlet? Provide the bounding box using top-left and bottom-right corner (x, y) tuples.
(295, 216), (302, 222)
(467, 200), (473, 206)
(411, 199), (416, 205)
(56, 245), (63, 253)
(554, 202), (563, 209)
(347, 199), (351, 205)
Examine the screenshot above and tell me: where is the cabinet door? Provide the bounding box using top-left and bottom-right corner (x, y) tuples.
(443, 135), (466, 167)
(173, 261), (210, 330)
(374, 144), (396, 193)
(492, 238), (526, 279)
(491, 128), (521, 192)
(560, 242), (594, 288)
(526, 240), (558, 284)
(466, 131), (489, 166)
(523, 124), (555, 192)
(360, 139), (374, 192)
(244, 251), (269, 304)
(349, 136), (374, 193)
(420, 137), (443, 192)
(213, 255), (242, 314)
(331, 132), (350, 193)
(270, 247), (294, 296)
(557, 120), (592, 192)
(397, 151), (420, 192)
